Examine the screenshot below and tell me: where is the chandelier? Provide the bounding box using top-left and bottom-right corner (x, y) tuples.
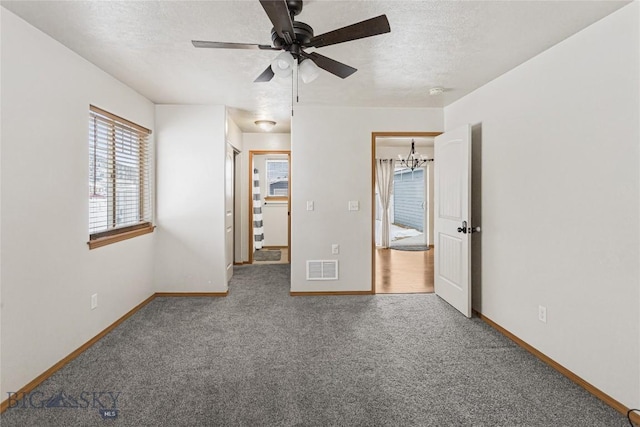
(398, 139), (431, 170)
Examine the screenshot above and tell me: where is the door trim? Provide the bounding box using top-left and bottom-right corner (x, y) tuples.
(371, 132), (442, 293)
(248, 150), (291, 264)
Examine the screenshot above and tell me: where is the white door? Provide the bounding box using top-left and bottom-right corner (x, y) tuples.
(225, 144), (235, 283)
(434, 125), (472, 317)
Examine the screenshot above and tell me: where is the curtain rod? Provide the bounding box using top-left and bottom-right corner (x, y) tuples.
(376, 158), (434, 162)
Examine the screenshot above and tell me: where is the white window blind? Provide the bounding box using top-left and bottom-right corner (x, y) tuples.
(265, 159), (289, 197)
(88, 105), (152, 238)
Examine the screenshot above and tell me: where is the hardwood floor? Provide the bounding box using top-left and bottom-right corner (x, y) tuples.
(375, 247), (434, 294)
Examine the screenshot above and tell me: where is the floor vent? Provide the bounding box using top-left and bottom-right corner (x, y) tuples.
(306, 260), (339, 280)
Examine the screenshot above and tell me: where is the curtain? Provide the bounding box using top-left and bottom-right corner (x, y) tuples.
(376, 159), (395, 248)
(253, 167), (264, 251)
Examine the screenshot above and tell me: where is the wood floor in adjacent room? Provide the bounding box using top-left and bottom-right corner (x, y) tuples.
(375, 247), (434, 294)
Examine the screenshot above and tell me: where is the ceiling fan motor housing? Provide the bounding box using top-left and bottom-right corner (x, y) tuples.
(270, 21), (313, 53)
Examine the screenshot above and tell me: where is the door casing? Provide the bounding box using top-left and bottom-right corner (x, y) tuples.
(371, 132), (441, 293)
(248, 150), (291, 264)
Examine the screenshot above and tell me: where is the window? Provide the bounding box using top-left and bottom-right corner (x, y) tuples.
(88, 105), (153, 249)
(265, 159), (289, 197)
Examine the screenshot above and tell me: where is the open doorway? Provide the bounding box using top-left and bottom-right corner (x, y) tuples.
(248, 150), (291, 265)
(371, 132), (440, 294)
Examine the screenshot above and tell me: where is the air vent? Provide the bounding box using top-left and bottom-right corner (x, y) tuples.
(306, 260), (339, 280)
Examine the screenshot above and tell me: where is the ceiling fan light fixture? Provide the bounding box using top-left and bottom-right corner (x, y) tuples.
(255, 120), (276, 132)
(299, 58), (320, 84)
(271, 52), (295, 78)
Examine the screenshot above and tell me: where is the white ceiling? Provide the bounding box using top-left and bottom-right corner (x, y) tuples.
(1, 0), (629, 133)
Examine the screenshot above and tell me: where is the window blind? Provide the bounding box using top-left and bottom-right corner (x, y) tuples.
(88, 105), (152, 238)
(265, 159), (289, 197)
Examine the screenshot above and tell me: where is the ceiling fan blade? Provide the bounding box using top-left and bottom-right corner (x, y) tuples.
(254, 65), (275, 82)
(306, 15), (390, 49)
(301, 52), (357, 79)
(192, 40), (278, 50)
(259, 0), (295, 44)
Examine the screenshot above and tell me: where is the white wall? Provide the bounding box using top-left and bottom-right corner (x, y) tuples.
(153, 105), (228, 292)
(445, 2), (639, 408)
(240, 133), (291, 261)
(291, 107), (443, 292)
(260, 203), (288, 247)
(225, 111), (243, 151)
(0, 9), (155, 397)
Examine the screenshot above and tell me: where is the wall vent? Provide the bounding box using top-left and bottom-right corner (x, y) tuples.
(306, 260), (339, 280)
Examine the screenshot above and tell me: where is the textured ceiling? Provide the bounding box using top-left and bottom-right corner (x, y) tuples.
(1, 0), (629, 133)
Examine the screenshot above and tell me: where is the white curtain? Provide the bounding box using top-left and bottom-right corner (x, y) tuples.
(376, 159), (395, 248)
(253, 167), (264, 251)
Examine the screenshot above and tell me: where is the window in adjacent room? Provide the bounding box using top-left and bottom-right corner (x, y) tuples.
(265, 158), (289, 199)
(88, 105), (153, 249)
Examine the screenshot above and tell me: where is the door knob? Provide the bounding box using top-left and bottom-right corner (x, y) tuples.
(457, 220), (468, 234)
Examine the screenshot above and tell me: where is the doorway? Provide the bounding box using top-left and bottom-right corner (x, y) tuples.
(248, 150), (291, 265)
(371, 132), (441, 294)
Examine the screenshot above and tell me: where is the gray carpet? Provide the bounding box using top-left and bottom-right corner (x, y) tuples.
(1, 264), (628, 426)
(254, 249), (281, 262)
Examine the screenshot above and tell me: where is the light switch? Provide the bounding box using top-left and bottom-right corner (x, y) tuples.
(348, 200), (359, 211)
(306, 201), (314, 211)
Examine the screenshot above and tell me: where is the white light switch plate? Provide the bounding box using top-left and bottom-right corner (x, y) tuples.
(306, 201), (314, 211)
(348, 200), (359, 211)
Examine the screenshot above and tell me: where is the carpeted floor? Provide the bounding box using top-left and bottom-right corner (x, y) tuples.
(0, 264), (629, 426)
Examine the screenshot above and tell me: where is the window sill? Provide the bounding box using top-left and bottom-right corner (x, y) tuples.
(265, 196), (289, 202)
(88, 224), (155, 250)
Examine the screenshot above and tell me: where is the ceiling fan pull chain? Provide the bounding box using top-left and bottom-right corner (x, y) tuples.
(291, 70), (294, 117)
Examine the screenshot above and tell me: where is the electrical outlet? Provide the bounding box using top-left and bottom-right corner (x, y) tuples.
(332, 244), (339, 255)
(91, 294), (98, 310)
(538, 305), (547, 323)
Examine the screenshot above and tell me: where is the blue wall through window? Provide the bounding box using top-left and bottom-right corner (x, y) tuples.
(393, 168), (424, 232)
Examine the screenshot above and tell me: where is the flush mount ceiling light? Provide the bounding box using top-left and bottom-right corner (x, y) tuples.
(271, 52), (295, 78)
(429, 87), (444, 96)
(255, 120), (276, 132)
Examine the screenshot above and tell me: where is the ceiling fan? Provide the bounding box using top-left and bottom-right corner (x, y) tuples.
(192, 0), (390, 83)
